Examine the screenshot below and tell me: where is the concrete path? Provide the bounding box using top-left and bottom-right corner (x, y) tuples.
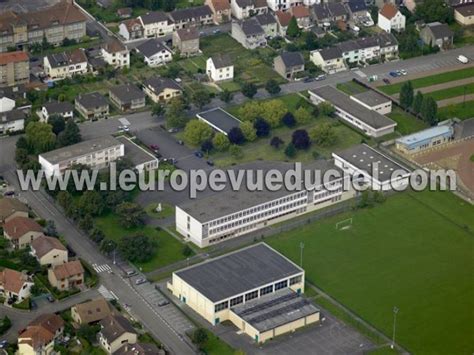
(437, 93), (474, 107)
(393, 77), (474, 98)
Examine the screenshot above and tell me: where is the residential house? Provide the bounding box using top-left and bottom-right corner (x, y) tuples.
(119, 19), (145, 41)
(0, 109), (26, 134)
(206, 0), (232, 24)
(455, 4), (474, 26)
(102, 39), (130, 69)
(117, 7), (133, 19)
(173, 28), (200, 56)
(75, 92), (110, 120)
(43, 49), (88, 82)
(115, 343), (162, 355)
(420, 22), (454, 49)
(326, 2), (349, 23)
(143, 77), (183, 103)
(311, 26), (326, 38)
(109, 84), (146, 111)
(337, 32), (398, 64)
(138, 11), (174, 38)
(0, 95), (15, 113)
(348, 0), (373, 26)
(0, 198), (28, 225)
(290, 5), (311, 29)
(71, 297), (112, 325)
(99, 315), (138, 354)
(30, 235), (68, 267)
(48, 260), (84, 291)
(0, 51), (29, 87)
(206, 54), (234, 82)
(0, 2), (87, 53)
(274, 52), (305, 80)
(136, 39), (173, 67)
(275, 11), (292, 36)
(168, 6), (214, 30)
(3, 216), (43, 250)
(310, 47), (346, 73)
(0, 268), (33, 302)
(255, 13), (278, 38)
(41, 101), (74, 122)
(97, 0), (113, 8)
(231, 0), (268, 20)
(311, 4), (331, 25)
(18, 314), (64, 355)
(378, 3), (406, 33)
(266, 0), (298, 11)
(231, 18), (267, 49)
(377, 31), (399, 60)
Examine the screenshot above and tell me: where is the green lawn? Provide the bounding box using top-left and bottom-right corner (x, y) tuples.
(201, 329), (235, 355)
(437, 100), (474, 120)
(425, 83), (474, 101)
(378, 67), (474, 95)
(387, 107), (428, 135)
(267, 190), (474, 355)
(95, 214), (186, 272)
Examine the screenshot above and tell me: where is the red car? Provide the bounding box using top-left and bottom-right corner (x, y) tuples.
(150, 144), (159, 151)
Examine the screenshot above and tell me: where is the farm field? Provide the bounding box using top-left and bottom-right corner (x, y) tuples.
(268, 190), (474, 355)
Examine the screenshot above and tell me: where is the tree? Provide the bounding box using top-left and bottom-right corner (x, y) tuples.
(228, 127), (245, 145)
(238, 101), (262, 122)
(166, 97), (188, 128)
(254, 118), (271, 138)
(16, 136), (28, 151)
(182, 245), (193, 257)
(318, 102), (336, 116)
(310, 123), (337, 147)
(77, 191), (105, 217)
(270, 136), (284, 149)
(57, 191), (73, 211)
(294, 107), (312, 124)
(183, 120), (213, 146)
(191, 89), (211, 109)
(400, 81), (414, 109)
(219, 89), (233, 103)
(99, 239), (117, 255)
(48, 115), (66, 135)
(421, 97), (438, 125)
(15, 148), (29, 166)
(212, 132), (230, 151)
(89, 228), (105, 244)
(284, 143), (296, 158)
(79, 214), (94, 232)
(201, 140), (213, 154)
(30, 284), (43, 297)
(415, 0), (454, 24)
(265, 79), (281, 95)
(413, 91), (424, 115)
(286, 16), (301, 38)
(151, 103), (165, 117)
(241, 82), (257, 98)
(282, 112), (296, 127)
(25, 122), (56, 154)
(261, 100), (286, 127)
(77, 325), (101, 344)
(119, 234), (156, 263)
(191, 328), (209, 349)
(229, 144), (243, 159)
(58, 120), (81, 147)
(116, 202), (146, 228)
(292, 129), (311, 150)
(44, 220), (58, 237)
(240, 121), (257, 142)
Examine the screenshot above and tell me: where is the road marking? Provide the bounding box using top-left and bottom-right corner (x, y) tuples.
(92, 263), (112, 273)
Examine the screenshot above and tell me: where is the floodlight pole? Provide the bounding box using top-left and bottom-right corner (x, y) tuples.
(300, 242), (304, 267)
(391, 306), (399, 349)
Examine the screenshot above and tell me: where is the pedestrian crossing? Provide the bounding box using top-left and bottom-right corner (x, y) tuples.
(92, 263), (112, 273)
(98, 285), (115, 300)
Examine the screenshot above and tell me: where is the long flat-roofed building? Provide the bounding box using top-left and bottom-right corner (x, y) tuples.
(176, 160), (355, 247)
(196, 107), (242, 135)
(116, 136), (159, 172)
(39, 136), (124, 177)
(308, 86), (397, 138)
(168, 243), (319, 343)
(332, 144), (411, 191)
(395, 125), (454, 154)
(350, 90), (392, 115)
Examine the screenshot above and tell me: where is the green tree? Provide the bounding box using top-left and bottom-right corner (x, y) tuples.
(229, 144), (243, 159)
(57, 191), (73, 211)
(421, 97), (438, 125)
(77, 324), (101, 344)
(191, 328), (209, 349)
(151, 103), (165, 117)
(116, 202), (146, 228)
(212, 132), (230, 151)
(183, 120), (213, 146)
(219, 89), (233, 103)
(57, 120), (81, 147)
(238, 101), (263, 122)
(310, 123), (337, 147)
(415, 0), (454, 24)
(318, 102), (336, 116)
(261, 100), (286, 127)
(413, 91), (424, 115)
(294, 107), (312, 124)
(265, 79), (281, 95)
(166, 97), (188, 128)
(119, 234), (156, 263)
(241, 82), (257, 98)
(77, 191), (105, 217)
(286, 16), (301, 38)
(270, 136), (284, 149)
(240, 121), (257, 142)
(25, 122), (56, 154)
(79, 214), (94, 232)
(191, 89), (211, 109)
(48, 115), (66, 135)
(182, 245), (193, 257)
(400, 81), (414, 109)
(284, 143), (296, 158)
(99, 239), (117, 255)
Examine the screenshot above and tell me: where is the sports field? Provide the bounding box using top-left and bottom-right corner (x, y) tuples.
(268, 190), (474, 354)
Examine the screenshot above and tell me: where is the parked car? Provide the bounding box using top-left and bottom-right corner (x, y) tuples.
(168, 128), (179, 133)
(47, 294), (55, 303)
(389, 71), (399, 77)
(135, 277), (147, 285)
(158, 300), (170, 307)
(315, 74), (326, 81)
(303, 77), (314, 83)
(150, 144), (159, 151)
(31, 300), (37, 310)
(177, 140), (184, 145)
(207, 160), (214, 166)
(3, 191), (14, 197)
(458, 55), (469, 64)
(194, 151), (204, 158)
(0, 340), (8, 349)
(383, 78), (391, 84)
(213, 29), (221, 34)
(399, 69), (407, 76)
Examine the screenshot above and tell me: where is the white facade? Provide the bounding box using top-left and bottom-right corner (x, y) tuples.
(378, 9), (406, 33)
(230, 0), (253, 19)
(41, 106), (74, 122)
(350, 95), (392, 115)
(43, 56), (88, 81)
(139, 17), (175, 38)
(101, 48), (130, 69)
(142, 48), (173, 67)
(309, 50), (346, 74)
(0, 114), (24, 134)
(206, 58), (234, 82)
(0, 97), (15, 113)
(266, 0), (301, 11)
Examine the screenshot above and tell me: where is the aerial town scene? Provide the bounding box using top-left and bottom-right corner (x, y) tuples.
(0, 0), (472, 354)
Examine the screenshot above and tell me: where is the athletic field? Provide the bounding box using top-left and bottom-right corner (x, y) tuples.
(268, 190), (474, 355)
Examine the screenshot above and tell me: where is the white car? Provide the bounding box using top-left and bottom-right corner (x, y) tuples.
(400, 69), (407, 76)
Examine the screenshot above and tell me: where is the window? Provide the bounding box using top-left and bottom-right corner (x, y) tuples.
(214, 301), (228, 312)
(230, 296), (243, 307)
(245, 290), (258, 302)
(289, 275), (302, 285)
(260, 285), (273, 296)
(274, 279), (288, 290)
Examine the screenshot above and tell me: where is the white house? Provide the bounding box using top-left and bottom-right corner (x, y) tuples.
(0, 109), (26, 135)
(266, 0), (302, 12)
(101, 39), (130, 69)
(206, 55), (234, 82)
(139, 11), (175, 38)
(230, 0), (267, 20)
(0, 96), (15, 113)
(310, 47), (346, 74)
(119, 18), (144, 41)
(41, 101), (74, 122)
(378, 3), (406, 33)
(0, 268), (33, 302)
(43, 49), (88, 81)
(135, 39), (173, 67)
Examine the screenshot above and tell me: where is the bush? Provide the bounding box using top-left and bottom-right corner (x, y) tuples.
(284, 143), (297, 158)
(292, 129), (311, 150)
(270, 136), (284, 149)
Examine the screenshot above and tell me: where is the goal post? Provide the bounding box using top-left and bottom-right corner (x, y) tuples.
(336, 218), (353, 231)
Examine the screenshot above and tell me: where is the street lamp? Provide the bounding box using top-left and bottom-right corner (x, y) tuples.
(391, 306), (399, 349)
(299, 242), (304, 267)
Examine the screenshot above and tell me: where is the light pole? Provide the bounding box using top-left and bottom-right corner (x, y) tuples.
(391, 306), (399, 349)
(299, 242), (304, 267)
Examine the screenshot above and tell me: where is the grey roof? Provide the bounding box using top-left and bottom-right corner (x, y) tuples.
(337, 33), (398, 53)
(376, 32), (398, 47)
(144, 76), (181, 94)
(197, 107), (241, 135)
(139, 11), (168, 25)
(169, 5), (212, 22)
(210, 54), (232, 69)
(454, 118), (474, 139)
(352, 90), (390, 107)
(177, 159), (340, 222)
(109, 84), (145, 103)
(231, 289), (319, 332)
(0, 109), (26, 124)
(235, 0), (254, 8)
(312, 4), (330, 20)
(116, 136), (158, 167)
(43, 101), (73, 114)
(327, 2), (348, 17)
(318, 46), (343, 60)
(309, 86), (396, 130)
(454, 3), (474, 16)
(174, 243), (303, 302)
(240, 18), (265, 36)
(115, 343), (161, 355)
(99, 315), (136, 343)
(426, 22), (454, 39)
(39, 136), (122, 165)
(348, 0), (367, 13)
(279, 51), (304, 68)
(176, 27), (199, 41)
(136, 39), (169, 58)
(75, 92), (109, 110)
(46, 49), (87, 69)
(255, 12), (277, 26)
(333, 144), (410, 183)
(338, 39), (361, 53)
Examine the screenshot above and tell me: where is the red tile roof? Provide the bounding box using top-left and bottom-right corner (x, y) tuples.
(210, 0), (230, 11)
(0, 268), (29, 294)
(52, 260), (84, 280)
(380, 3), (399, 20)
(291, 5), (310, 18)
(0, 51), (29, 66)
(276, 11), (292, 27)
(4, 216), (43, 240)
(31, 235), (67, 259)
